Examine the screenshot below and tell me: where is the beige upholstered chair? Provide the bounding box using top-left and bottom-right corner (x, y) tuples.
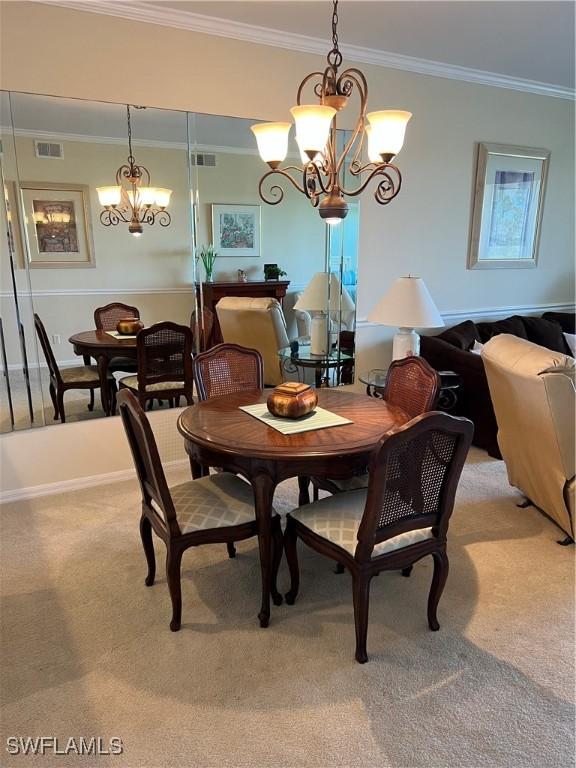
(216, 297), (290, 386)
(482, 334), (575, 542)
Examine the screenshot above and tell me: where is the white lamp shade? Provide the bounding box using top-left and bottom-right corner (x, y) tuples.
(154, 187), (172, 207)
(296, 135), (325, 166)
(368, 276), (444, 329)
(290, 105), (336, 156)
(365, 125), (382, 164)
(97, 185), (122, 207)
(294, 272), (355, 313)
(366, 110), (412, 158)
(137, 187), (158, 206)
(251, 122), (291, 164)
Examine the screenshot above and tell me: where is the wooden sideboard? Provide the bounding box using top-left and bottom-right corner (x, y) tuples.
(198, 280), (290, 345)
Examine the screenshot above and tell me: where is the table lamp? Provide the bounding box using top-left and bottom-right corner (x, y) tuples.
(367, 276), (444, 360)
(294, 272), (355, 355)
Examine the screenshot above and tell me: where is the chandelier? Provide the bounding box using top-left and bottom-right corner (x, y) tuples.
(96, 105), (172, 237)
(251, 0), (411, 225)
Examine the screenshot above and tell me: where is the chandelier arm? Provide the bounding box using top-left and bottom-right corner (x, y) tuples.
(334, 69), (368, 177)
(99, 208), (130, 226)
(304, 160), (331, 199)
(297, 71), (327, 105)
(141, 209), (172, 227)
(258, 168), (307, 205)
(339, 164), (402, 202)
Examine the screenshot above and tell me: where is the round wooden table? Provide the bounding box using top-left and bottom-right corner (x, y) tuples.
(177, 388), (410, 628)
(69, 330), (138, 415)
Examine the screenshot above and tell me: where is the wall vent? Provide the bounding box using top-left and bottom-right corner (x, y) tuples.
(191, 152), (216, 167)
(34, 140), (64, 159)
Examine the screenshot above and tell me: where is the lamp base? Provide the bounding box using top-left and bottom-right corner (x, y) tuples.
(392, 327), (419, 360)
(310, 314), (328, 356)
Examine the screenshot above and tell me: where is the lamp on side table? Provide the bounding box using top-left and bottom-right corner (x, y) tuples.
(368, 276), (444, 360)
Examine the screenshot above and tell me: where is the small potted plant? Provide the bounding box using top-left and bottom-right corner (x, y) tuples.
(198, 245), (218, 282)
(264, 263), (287, 281)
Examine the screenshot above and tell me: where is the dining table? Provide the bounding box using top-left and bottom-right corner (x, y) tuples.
(177, 388), (410, 628)
(69, 330), (138, 416)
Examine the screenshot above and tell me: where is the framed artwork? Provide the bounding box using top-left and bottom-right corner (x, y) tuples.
(211, 204), (261, 257)
(20, 181), (95, 268)
(468, 143), (549, 270)
(3, 181), (26, 269)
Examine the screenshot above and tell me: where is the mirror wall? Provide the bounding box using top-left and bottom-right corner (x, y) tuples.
(0, 91), (358, 432)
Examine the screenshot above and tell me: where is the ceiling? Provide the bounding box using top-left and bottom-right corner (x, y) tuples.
(142, 1), (575, 90)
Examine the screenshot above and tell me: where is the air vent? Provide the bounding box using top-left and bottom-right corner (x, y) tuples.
(191, 152), (216, 167)
(34, 140), (64, 159)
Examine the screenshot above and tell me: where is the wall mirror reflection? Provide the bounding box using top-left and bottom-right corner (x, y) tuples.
(0, 92), (358, 433)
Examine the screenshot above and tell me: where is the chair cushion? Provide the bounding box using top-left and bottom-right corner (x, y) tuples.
(290, 490), (433, 558)
(60, 365), (112, 384)
(152, 472), (268, 534)
(330, 474), (369, 492)
(476, 315), (528, 343)
(120, 375), (185, 393)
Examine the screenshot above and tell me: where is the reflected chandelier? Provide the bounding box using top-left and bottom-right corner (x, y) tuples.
(251, 0), (411, 225)
(32, 204), (71, 236)
(96, 105), (172, 237)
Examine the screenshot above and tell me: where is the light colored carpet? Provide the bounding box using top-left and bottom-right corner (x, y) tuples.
(0, 449), (574, 768)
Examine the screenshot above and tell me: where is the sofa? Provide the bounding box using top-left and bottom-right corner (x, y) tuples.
(482, 335), (575, 540)
(420, 312), (575, 457)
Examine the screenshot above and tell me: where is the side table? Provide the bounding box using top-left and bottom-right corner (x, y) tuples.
(359, 368), (462, 412)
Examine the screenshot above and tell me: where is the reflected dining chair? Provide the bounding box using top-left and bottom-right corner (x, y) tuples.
(193, 342), (264, 401)
(34, 313), (115, 423)
(285, 411), (474, 663)
(118, 389), (283, 631)
(94, 302), (140, 372)
(311, 356), (441, 500)
(118, 321), (194, 410)
(190, 306), (214, 353)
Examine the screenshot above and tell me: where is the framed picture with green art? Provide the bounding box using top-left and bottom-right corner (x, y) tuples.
(211, 204), (261, 257)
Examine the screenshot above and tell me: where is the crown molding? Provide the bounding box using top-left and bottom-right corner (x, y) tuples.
(38, 1), (574, 101)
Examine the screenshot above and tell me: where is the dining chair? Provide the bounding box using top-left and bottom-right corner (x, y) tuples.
(117, 389), (284, 631)
(190, 305), (214, 353)
(34, 313), (115, 423)
(93, 302), (141, 372)
(94, 302), (140, 331)
(311, 356), (441, 500)
(193, 342), (264, 401)
(284, 411), (474, 663)
(118, 321), (194, 410)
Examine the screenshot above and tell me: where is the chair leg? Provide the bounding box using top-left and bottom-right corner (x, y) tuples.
(139, 514), (156, 587)
(88, 388), (95, 411)
(427, 549), (449, 632)
(284, 519), (300, 605)
(226, 542), (236, 559)
(401, 565), (413, 578)
(56, 390), (66, 423)
(166, 546), (184, 632)
(49, 383), (59, 420)
(352, 573), (372, 664)
(271, 516), (284, 607)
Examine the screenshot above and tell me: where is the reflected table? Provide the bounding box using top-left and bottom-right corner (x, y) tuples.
(279, 342), (354, 388)
(69, 330), (138, 416)
(360, 368), (462, 411)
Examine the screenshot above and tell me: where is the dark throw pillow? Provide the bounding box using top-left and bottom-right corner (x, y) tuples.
(542, 312), (576, 335)
(438, 320), (480, 350)
(520, 316), (571, 354)
(476, 315), (528, 343)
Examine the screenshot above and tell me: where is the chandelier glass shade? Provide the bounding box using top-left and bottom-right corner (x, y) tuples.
(251, 0), (411, 225)
(96, 105), (172, 237)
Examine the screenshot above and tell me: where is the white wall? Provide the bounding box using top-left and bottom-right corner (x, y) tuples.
(0, 1), (574, 494)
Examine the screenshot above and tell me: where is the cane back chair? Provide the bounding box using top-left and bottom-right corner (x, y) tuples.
(312, 356), (440, 500)
(285, 411), (473, 662)
(93, 302), (141, 372)
(118, 389), (283, 631)
(34, 313), (115, 423)
(119, 321), (194, 410)
(192, 343), (264, 401)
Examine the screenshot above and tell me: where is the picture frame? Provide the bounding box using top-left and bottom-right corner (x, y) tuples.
(467, 143), (550, 270)
(211, 204), (261, 257)
(19, 181), (95, 268)
(3, 180), (26, 269)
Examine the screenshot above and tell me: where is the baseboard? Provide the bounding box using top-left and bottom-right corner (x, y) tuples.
(0, 458), (188, 504)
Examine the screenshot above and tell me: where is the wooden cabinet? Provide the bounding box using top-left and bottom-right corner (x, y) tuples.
(198, 280), (290, 344)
